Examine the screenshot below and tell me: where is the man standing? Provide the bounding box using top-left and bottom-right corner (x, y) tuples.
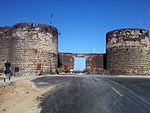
(3, 61), (11, 83)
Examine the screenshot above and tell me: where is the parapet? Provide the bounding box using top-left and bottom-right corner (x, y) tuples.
(0, 26), (12, 37)
(0, 26), (12, 32)
(12, 23), (33, 29)
(0, 23), (58, 36)
(35, 23), (58, 35)
(107, 28), (149, 41)
(106, 28), (150, 49)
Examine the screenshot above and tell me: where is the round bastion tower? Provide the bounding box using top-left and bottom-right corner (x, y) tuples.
(0, 23), (58, 75)
(106, 29), (150, 75)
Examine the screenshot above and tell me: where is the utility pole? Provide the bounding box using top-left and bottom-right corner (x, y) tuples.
(50, 14), (53, 25)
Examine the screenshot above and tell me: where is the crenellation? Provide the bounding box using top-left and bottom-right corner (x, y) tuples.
(12, 23), (33, 29)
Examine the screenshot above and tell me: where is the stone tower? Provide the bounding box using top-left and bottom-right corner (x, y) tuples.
(0, 23), (58, 75)
(106, 29), (150, 75)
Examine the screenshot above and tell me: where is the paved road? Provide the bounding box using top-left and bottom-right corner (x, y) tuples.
(32, 75), (150, 113)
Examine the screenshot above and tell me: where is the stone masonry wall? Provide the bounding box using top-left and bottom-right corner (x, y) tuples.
(106, 29), (150, 75)
(58, 53), (104, 74)
(0, 23), (58, 75)
(86, 54), (104, 74)
(0, 27), (12, 68)
(58, 53), (74, 72)
(1, 23), (150, 76)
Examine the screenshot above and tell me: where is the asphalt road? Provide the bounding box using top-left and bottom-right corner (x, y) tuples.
(32, 75), (150, 113)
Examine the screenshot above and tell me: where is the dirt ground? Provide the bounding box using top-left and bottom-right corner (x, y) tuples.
(0, 76), (56, 113)
(1, 75), (150, 113)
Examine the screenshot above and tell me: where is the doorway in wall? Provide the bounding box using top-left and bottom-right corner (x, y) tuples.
(74, 57), (86, 72)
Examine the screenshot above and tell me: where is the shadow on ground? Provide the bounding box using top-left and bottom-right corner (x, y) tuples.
(32, 76), (150, 113)
(32, 76), (81, 113)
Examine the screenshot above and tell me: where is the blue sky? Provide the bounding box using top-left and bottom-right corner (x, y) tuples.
(74, 57), (86, 71)
(0, 0), (150, 54)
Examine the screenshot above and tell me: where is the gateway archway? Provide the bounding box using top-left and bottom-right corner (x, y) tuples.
(74, 57), (86, 72)
(58, 53), (104, 74)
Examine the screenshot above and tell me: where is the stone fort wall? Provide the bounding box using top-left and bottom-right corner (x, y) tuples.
(58, 53), (105, 74)
(0, 23), (58, 75)
(106, 29), (150, 75)
(0, 22), (150, 75)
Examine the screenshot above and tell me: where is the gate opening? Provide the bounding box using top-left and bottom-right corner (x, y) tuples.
(74, 57), (86, 72)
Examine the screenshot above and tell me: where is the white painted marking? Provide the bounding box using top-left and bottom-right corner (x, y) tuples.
(112, 87), (123, 97)
(38, 82), (49, 85)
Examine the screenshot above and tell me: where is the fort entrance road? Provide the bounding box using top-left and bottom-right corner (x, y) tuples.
(32, 75), (150, 113)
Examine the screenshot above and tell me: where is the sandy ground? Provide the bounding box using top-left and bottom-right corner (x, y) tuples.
(0, 75), (56, 113)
